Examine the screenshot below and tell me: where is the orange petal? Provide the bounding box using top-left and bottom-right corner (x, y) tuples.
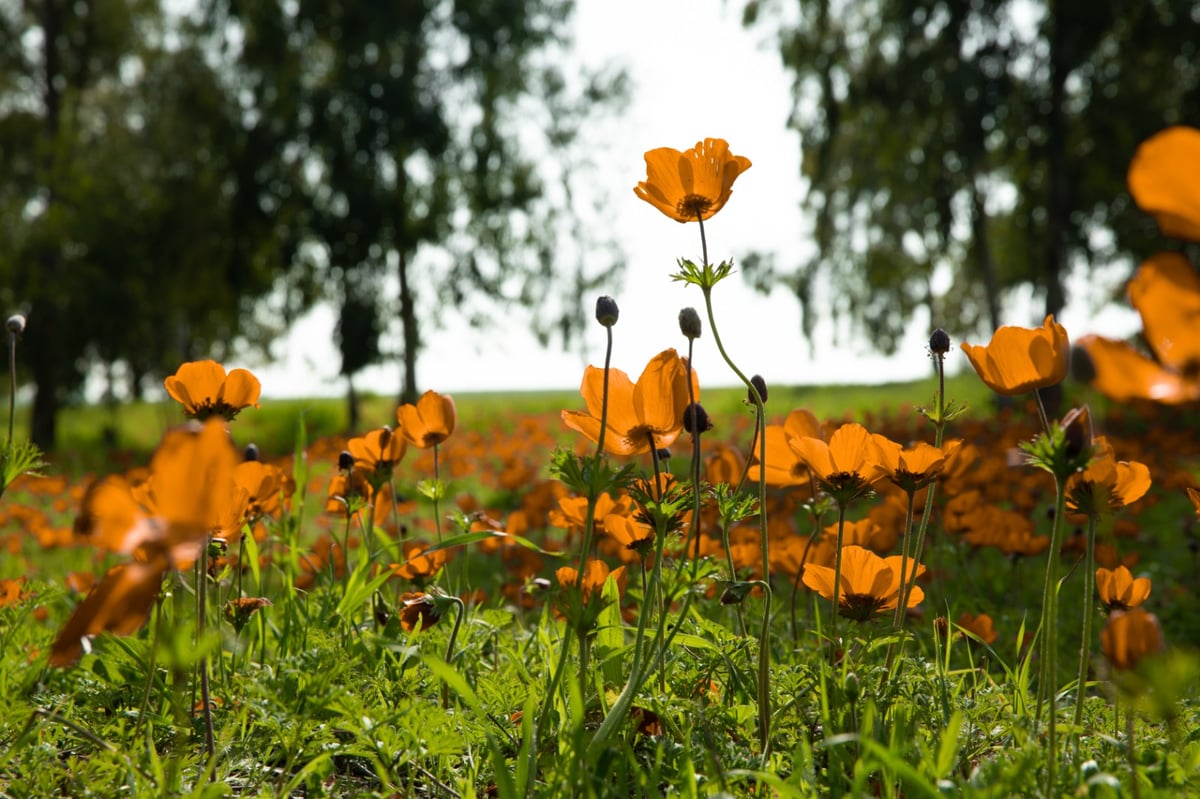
(1127, 126), (1200, 242)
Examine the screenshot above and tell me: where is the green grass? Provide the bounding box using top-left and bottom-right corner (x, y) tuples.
(2, 373), (1196, 798)
(14, 373), (993, 473)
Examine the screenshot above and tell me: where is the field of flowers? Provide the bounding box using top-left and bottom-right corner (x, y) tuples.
(2, 131), (1200, 798)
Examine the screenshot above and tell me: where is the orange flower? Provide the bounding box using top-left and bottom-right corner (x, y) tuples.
(960, 315), (1069, 396)
(1077, 253), (1200, 404)
(397, 391), (457, 448)
(0, 577), (29, 607)
(50, 556), (169, 667)
(561, 349), (698, 457)
(1100, 608), (1165, 671)
(1095, 566), (1151, 612)
(956, 612), (998, 645)
(634, 138), (752, 223)
(398, 591), (441, 632)
(349, 426), (407, 473)
(555, 560), (627, 603)
(789, 423), (887, 505)
(749, 409), (821, 487)
(871, 440), (961, 494)
(1127, 125), (1200, 241)
(389, 541), (451, 584)
(233, 461), (290, 524)
(801, 545), (925, 621)
(163, 360), (261, 421)
(604, 513), (655, 558)
(325, 469), (373, 515)
(1065, 439), (1151, 517)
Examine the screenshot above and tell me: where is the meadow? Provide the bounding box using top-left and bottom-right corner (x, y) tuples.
(3, 133), (1200, 798)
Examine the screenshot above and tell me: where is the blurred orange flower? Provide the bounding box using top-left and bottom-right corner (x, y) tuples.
(50, 557), (169, 667)
(956, 612), (998, 645)
(634, 138), (752, 223)
(1100, 608), (1165, 671)
(397, 391), (457, 449)
(801, 545), (925, 622)
(1127, 125), (1200, 241)
(960, 315), (1069, 396)
(555, 560), (626, 603)
(1095, 566), (1151, 612)
(561, 349), (698, 457)
(163, 360), (261, 421)
(1077, 253), (1200, 403)
(749, 409), (821, 487)
(349, 426), (407, 474)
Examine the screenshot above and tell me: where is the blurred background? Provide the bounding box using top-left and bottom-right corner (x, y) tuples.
(2, 0), (1198, 448)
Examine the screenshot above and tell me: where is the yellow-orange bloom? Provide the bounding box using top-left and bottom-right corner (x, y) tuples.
(1101, 608), (1165, 671)
(1065, 438), (1151, 517)
(634, 138), (752, 223)
(397, 391), (457, 449)
(790, 423), (887, 505)
(801, 545), (926, 621)
(956, 612), (998, 645)
(561, 349), (698, 457)
(1127, 125), (1200, 242)
(164, 360), (261, 421)
(1095, 566), (1151, 612)
(960, 315), (1069, 396)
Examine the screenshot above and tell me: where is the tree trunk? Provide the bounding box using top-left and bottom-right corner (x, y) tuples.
(969, 178), (1002, 333)
(346, 374), (359, 432)
(29, 0), (64, 451)
(396, 248), (419, 406)
(1043, 0), (1069, 321)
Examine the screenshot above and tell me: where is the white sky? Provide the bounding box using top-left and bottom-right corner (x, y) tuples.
(249, 0), (1140, 400)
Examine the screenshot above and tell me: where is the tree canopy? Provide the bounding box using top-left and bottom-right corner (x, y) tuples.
(1, 0), (623, 447)
(744, 0), (1200, 353)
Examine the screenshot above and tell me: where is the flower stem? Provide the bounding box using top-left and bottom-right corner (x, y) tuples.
(1072, 513), (1100, 733)
(441, 595), (466, 709)
(1039, 474), (1069, 798)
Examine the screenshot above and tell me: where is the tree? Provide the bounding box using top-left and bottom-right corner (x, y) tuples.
(744, 0), (1200, 353)
(0, 0), (315, 448)
(218, 0), (626, 410)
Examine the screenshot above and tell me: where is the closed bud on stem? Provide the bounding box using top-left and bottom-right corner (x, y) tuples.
(682, 402), (712, 435)
(748, 375), (767, 405)
(595, 295), (620, 327)
(929, 328), (951, 356)
(244, 443), (260, 462)
(6, 314), (25, 338)
(1069, 345), (1097, 384)
(843, 671), (860, 703)
(337, 450), (354, 472)
(678, 307), (702, 340)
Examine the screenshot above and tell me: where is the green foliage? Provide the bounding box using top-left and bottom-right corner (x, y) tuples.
(745, 0), (1200, 353)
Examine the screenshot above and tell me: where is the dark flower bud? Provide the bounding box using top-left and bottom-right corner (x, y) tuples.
(6, 314), (25, 337)
(595, 295), (620, 327)
(244, 443), (260, 462)
(929, 328), (951, 355)
(1062, 406), (1091, 461)
(1069, 345), (1097, 385)
(682, 402), (712, 435)
(678, 307), (702, 340)
(720, 581), (753, 605)
(748, 375), (767, 405)
(337, 450), (355, 471)
(656, 447), (672, 461)
(379, 425), (393, 450)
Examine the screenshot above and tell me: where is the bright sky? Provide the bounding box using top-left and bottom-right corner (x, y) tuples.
(250, 0), (1140, 400)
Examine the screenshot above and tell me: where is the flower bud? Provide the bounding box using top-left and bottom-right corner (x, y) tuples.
(6, 314), (25, 337)
(748, 375), (768, 405)
(337, 450), (355, 472)
(682, 402), (712, 435)
(244, 443), (260, 462)
(678, 307), (702, 340)
(1069, 345), (1096, 384)
(655, 447), (671, 462)
(595, 295), (620, 327)
(843, 671), (860, 703)
(929, 328), (951, 355)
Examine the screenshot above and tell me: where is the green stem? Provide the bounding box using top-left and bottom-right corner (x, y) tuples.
(441, 596), (467, 710)
(1039, 475), (1069, 798)
(830, 503), (847, 654)
(1072, 513), (1100, 733)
